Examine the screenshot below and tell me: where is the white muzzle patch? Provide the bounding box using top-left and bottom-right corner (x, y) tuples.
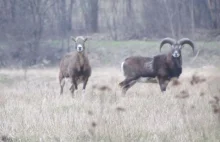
(76, 44), (83, 52)
(172, 51), (180, 58)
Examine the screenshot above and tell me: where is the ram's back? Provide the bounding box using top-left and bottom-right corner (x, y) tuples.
(122, 56), (154, 78)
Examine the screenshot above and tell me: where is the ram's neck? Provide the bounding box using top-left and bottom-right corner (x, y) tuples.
(77, 52), (86, 67)
(166, 52), (182, 68)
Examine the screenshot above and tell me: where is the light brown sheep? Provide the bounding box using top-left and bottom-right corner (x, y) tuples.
(59, 36), (91, 96)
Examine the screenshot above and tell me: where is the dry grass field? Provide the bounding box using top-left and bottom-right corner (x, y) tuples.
(0, 66), (220, 142)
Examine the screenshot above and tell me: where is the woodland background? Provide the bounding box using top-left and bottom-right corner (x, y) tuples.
(0, 0), (220, 67)
(1, 1), (220, 141)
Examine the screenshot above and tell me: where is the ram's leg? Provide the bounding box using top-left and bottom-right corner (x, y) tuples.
(70, 77), (78, 97)
(119, 77), (139, 94)
(119, 77), (138, 87)
(73, 78), (78, 90)
(60, 79), (65, 95)
(69, 84), (75, 96)
(121, 80), (137, 94)
(158, 76), (169, 92)
(59, 73), (65, 95)
(83, 77), (89, 90)
(69, 85), (73, 91)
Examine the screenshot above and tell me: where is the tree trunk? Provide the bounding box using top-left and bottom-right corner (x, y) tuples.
(164, 0), (175, 38)
(191, 0), (195, 38)
(81, 0), (99, 33)
(90, 0), (99, 33)
(176, 0), (182, 39)
(207, 0), (220, 29)
(67, 0), (74, 31)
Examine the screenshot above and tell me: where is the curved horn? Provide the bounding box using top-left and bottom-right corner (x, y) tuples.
(178, 38), (194, 53)
(159, 37), (176, 52)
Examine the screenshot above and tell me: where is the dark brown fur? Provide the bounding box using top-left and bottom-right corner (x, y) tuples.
(119, 37), (194, 94)
(119, 52), (182, 93)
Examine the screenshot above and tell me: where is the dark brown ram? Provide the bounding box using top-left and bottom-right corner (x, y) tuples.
(119, 37), (194, 94)
(59, 36), (91, 96)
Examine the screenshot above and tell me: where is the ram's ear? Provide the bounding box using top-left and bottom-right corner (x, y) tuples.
(71, 36), (76, 42)
(83, 37), (88, 42)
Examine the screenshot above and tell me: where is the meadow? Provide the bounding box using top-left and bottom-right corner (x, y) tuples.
(0, 40), (220, 142)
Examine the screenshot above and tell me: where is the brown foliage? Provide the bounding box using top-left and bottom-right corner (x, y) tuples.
(209, 96), (220, 114)
(88, 110), (94, 116)
(116, 106), (126, 112)
(175, 90), (189, 99)
(91, 121), (97, 128)
(172, 79), (181, 86)
(200, 92), (205, 97)
(190, 74), (206, 85)
(92, 85), (112, 92)
(1, 135), (13, 142)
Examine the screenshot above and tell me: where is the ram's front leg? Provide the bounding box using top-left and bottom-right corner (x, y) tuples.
(70, 77), (78, 97)
(83, 77), (89, 90)
(158, 76), (170, 92)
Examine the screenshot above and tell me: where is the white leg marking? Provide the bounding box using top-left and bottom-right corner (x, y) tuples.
(121, 61), (125, 74)
(137, 77), (157, 83)
(60, 79), (65, 86)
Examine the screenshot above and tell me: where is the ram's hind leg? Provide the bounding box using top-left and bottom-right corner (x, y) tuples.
(121, 80), (137, 94)
(119, 77), (138, 94)
(70, 77), (78, 97)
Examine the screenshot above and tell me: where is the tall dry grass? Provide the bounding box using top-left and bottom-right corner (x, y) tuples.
(0, 66), (220, 142)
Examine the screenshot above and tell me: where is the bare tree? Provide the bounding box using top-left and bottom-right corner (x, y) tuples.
(0, 0), (220, 67)
(80, 0), (99, 33)
(164, 0), (175, 37)
(191, 0), (195, 38)
(103, 0), (119, 40)
(54, 0), (75, 51)
(207, 0), (220, 29)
